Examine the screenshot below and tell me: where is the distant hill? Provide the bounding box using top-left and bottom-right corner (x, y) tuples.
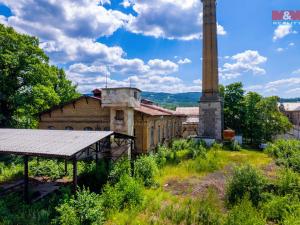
(141, 92), (201, 109)
(85, 91), (299, 110)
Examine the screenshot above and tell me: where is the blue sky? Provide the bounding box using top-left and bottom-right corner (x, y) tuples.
(0, 0), (299, 97)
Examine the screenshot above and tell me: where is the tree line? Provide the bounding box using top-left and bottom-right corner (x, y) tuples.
(220, 82), (292, 145)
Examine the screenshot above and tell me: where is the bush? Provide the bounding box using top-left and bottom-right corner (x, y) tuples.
(195, 191), (223, 225)
(102, 174), (143, 211)
(171, 139), (190, 151)
(155, 145), (168, 168)
(194, 151), (220, 173)
(226, 165), (265, 206)
(134, 155), (158, 187)
(265, 139), (300, 172)
(230, 140), (242, 151)
(224, 198), (266, 225)
(277, 168), (300, 195)
(188, 139), (207, 159)
(108, 157), (131, 185)
(56, 187), (104, 225)
(262, 194), (300, 223)
(30, 159), (66, 180)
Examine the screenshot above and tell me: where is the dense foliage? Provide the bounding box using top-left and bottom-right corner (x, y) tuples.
(0, 24), (79, 128)
(265, 139), (300, 172)
(221, 82), (292, 144)
(226, 165), (265, 206)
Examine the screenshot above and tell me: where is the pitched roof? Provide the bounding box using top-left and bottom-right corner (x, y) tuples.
(175, 107), (199, 116)
(135, 103), (180, 116)
(0, 129), (113, 158)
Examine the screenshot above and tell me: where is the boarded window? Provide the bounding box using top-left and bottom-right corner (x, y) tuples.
(115, 110), (124, 121)
(150, 126), (154, 146)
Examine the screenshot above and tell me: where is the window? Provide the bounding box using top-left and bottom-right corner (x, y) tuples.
(65, 126), (74, 130)
(48, 126), (55, 130)
(158, 126), (161, 143)
(104, 127), (110, 131)
(84, 127), (93, 131)
(150, 126), (154, 146)
(115, 110), (124, 121)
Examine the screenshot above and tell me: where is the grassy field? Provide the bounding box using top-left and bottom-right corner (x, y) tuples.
(106, 148), (274, 225)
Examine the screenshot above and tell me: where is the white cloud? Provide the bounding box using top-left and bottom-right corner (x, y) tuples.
(219, 50), (267, 80)
(177, 58), (192, 65)
(217, 24), (227, 36)
(289, 42), (295, 47)
(273, 24), (294, 41)
(292, 69), (300, 75)
(276, 48), (284, 52)
(245, 77), (300, 97)
(124, 0), (226, 40)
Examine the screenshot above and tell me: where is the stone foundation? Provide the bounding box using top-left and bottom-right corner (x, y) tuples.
(199, 99), (223, 140)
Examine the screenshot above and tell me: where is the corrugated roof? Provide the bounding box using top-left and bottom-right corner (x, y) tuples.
(176, 107), (199, 116)
(0, 129), (113, 158)
(281, 103), (300, 111)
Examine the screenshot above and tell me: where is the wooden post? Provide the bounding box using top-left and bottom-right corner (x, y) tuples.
(95, 142), (99, 164)
(72, 158), (77, 194)
(64, 160), (68, 175)
(24, 155), (29, 203)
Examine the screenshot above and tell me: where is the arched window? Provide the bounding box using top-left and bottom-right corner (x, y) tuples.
(48, 126), (55, 130)
(84, 127), (93, 131)
(65, 126), (74, 130)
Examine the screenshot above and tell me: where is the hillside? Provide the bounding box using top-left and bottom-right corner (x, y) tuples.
(141, 92), (201, 109)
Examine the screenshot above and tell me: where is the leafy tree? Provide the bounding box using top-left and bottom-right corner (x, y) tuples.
(0, 24), (79, 128)
(243, 92), (263, 144)
(223, 82), (245, 133)
(257, 96), (292, 142)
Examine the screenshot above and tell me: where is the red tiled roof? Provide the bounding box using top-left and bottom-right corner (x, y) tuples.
(175, 107), (199, 116)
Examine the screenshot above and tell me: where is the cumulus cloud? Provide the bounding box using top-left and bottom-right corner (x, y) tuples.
(246, 77), (300, 97)
(219, 50), (267, 80)
(124, 0), (226, 40)
(178, 58), (192, 65)
(273, 24), (296, 41)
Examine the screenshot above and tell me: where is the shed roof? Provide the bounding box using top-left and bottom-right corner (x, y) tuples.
(0, 129), (113, 158)
(135, 103), (180, 116)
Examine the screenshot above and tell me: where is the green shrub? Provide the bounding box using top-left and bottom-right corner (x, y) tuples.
(108, 157), (131, 184)
(134, 155), (158, 187)
(30, 159), (66, 180)
(161, 202), (193, 225)
(155, 145), (168, 168)
(262, 194), (300, 223)
(265, 139), (300, 172)
(283, 211), (300, 225)
(224, 198), (266, 225)
(194, 151), (220, 173)
(226, 165), (265, 206)
(102, 174), (143, 211)
(211, 142), (223, 150)
(277, 168), (300, 195)
(171, 139), (190, 151)
(188, 140), (207, 159)
(230, 140), (242, 151)
(195, 191), (223, 225)
(56, 187), (104, 225)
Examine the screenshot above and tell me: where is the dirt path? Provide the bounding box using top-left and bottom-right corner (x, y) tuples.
(163, 162), (278, 200)
(164, 166), (232, 200)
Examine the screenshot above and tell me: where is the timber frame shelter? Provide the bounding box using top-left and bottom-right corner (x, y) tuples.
(0, 129), (134, 203)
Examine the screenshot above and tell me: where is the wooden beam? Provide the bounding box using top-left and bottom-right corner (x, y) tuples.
(64, 160), (68, 175)
(24, 155), (29, 203)
(72, 158), (77, 194)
